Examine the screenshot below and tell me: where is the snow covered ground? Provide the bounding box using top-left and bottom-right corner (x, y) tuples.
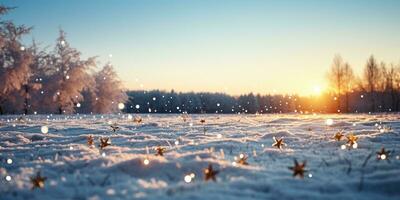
(0, 114), (399, 200)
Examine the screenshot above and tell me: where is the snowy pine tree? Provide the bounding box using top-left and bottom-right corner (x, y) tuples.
(44, 29), (96, 114)
(88, 63), (127, 113)
(0, 6), (33, 114)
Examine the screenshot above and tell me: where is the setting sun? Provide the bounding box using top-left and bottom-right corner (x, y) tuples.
(312, 85), (324, 95)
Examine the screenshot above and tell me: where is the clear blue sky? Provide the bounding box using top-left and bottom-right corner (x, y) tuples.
(3, 0), (400, 95)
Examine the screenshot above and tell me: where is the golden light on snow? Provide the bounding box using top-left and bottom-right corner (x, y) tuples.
(118, 103), (125, 110)
(76, 103), (81, 108)
(239, 153), (245, 159)
(7, 158), (12, 164)
(127, 114), (133, 120)
(352, 143), (358, 149)
(341, 144), (346, 150)
(380, 154), (387, 160)
(143, 158), (150, 165)
(308, 173), (313, 178)
(41, 126), (49, 134)
(175, 140), (179, 145)
(5, 175), (11, 181)
(326, 119), (334, 126)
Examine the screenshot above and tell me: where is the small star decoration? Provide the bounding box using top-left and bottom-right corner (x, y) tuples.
(332, 131), (344, 141)
(288, 159), (307, 178)
(272, 137), (285, 149)
(200, 119), (205, 123)
(376, 147), (390, 161)
(236, 154), (249, 165)
(204, 164), (219, 182)
(134, 117), (143, 123)
(99, 137), (111, 149)
(181, 114), (189, 122)
(155, 146), (166, 156)
(87, 135), (94, 147)
(346, 133), (358, 146)
(30, 172), (47, 190)
(110, 123), (119, 132)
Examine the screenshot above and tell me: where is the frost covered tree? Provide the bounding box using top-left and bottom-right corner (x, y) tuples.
(88, 63), (127, 113)
(45, 30), (96, 114)
(0, 6), (33, 114)
(19, 40), (48, 114)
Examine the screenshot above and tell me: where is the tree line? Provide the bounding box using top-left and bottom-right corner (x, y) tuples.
(327, 54), (400, 113)
(0, 6), (127, 114)
(125, 55), (400, 114)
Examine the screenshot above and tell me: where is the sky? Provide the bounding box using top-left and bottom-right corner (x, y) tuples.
(3, 0), (400, 96)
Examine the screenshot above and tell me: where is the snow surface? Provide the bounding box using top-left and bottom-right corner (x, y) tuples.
(0, 114), (400, 200)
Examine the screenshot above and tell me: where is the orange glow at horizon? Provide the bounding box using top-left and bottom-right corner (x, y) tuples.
(123, 76), (329, 97)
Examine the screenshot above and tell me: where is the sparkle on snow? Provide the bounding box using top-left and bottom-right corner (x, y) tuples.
(41, 126), (49, 134)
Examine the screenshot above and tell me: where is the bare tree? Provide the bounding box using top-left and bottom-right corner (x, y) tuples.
(327, 55), (344, 112)
(395, 64), (400, 111)
(381, 63), (399, 111)
(363, 55), (381, 112)
(342, 62), (355, 112)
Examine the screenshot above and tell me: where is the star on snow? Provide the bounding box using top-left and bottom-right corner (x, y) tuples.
(155, 146), (166, 156)
(332, 131), (344, 141)
(376, 148), (390, 161)
(346, 133), (358, 146)
(204, 164), (219, 182)
(236, 154), (249, 165)
(110, 124), (119, 132)
(30, 172), (47, 190)
(272, 137), (285, 149)
(133, 117), (143, 123)
(181, 114), (189, 122)
(87, 135), (94, 147)
(288, 159), (307, 178)
(99, 137), (111, 149)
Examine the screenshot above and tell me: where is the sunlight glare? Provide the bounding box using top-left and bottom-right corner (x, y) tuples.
(313, 85), (323, 95)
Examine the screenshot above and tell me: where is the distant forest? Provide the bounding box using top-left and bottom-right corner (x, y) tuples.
(1, 5), (400, 115)
(124, 87), (399, 114)
(124, 54), (400, 114)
